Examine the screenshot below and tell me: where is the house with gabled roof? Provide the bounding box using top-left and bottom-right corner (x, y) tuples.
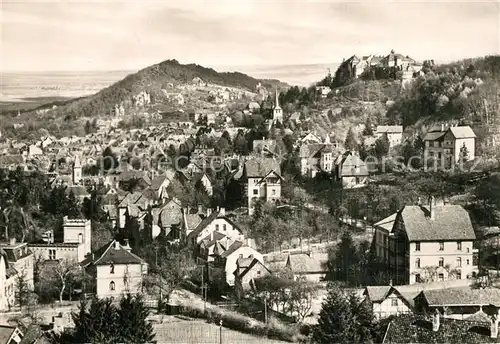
(81, 239), (147, 299)
(423, 125), (476, 170)
(376, 125), (404, 147)
(234, 257), (271, 299)
(362, 285), (412, 319)
(187, 208), (244, 247)
(213, 241), (263, 286)
(285, 252), (326, 282)
(334, 151), (369, 189)
(390, 197), (478, 285)
(299, 135), (339, 178)
(243, 158), (283, 215)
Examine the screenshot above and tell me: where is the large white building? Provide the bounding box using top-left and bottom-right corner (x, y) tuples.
(243, 158), (283, 215)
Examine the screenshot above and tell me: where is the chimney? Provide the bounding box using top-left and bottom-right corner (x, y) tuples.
(441, 124), (445, 132)
(491, 315), (499, 339)
(220, 207), (225, 216)
(389, 279), (393, 286)
(123, 239), (131, 252)
(114, 241), (120, 250)
(207, 208), (212, 216)
(429, 196), (435, 220)
(417, 197), (422, 206)
(432, 309), (440, 332)
(9, 238), (16, 246)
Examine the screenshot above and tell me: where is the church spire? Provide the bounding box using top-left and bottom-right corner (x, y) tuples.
(275, 89), (280, 109)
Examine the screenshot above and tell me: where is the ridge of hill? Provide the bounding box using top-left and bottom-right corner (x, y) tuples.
(303, 55), (500, 155)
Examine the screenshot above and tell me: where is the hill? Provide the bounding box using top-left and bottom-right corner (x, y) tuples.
(0, 59), (288, 139)
(296, 55), (500, 155)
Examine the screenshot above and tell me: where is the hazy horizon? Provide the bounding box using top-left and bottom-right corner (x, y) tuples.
(2, 1), (498, 72)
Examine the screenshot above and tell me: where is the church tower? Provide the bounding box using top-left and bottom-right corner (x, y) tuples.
(72, 155), (82, 185)
(272, 89), (283, 124)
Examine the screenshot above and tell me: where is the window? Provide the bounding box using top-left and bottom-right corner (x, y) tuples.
(110, 264), (115, 274)
(49, 249), (56, 260)
(253, 189), (258, 195)
(439, 242), (444, 251)
(415, 258), (420, 268)
(391, 299), (398, 307)
(415, 242), (420, 251)
(257, 270), (261, 275)
(109, 281), (115, 291)
(415, 274), (421, 283)
(438, 273), (444, 281)
(272, 189), (276, 196)
(457, 241), (462, 251)
(216, 224), (219, 231)
(223, 224), (227, 231)
(457, 257), (462, 267)
(457, 272), (462, 280)
(439, 257), (444, 267)
(78, 233), (83, 244)
(466, 259), (470, 265)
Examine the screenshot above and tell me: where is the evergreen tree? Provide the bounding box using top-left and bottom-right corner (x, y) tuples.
(374, 133), (390, 158)
(459, 143), (470, 163)
(327, 229), (360, 285)
(344, 128), (358, 151)
(362, 118), (374, 136)
(312, 284), (354, 343)
(71, 298), (120, 343)
(119, 294), (156, 344)
(15, 270), (30, 311)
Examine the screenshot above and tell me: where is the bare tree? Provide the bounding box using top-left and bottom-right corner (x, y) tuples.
(53, 259), (80, 303)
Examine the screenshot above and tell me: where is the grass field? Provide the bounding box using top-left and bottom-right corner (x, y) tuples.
(153, 318), (290, 344)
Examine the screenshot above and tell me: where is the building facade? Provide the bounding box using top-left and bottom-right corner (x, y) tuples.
(243, 158), (282, 215)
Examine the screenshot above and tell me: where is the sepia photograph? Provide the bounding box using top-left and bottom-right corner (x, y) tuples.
(0, 0), (499, 343)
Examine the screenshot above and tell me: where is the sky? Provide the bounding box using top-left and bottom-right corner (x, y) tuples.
(1, 0), (499, 72)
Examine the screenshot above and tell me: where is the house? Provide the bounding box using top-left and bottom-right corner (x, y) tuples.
(150, 199), (185, 240)
(234, 257), (271, 299)
(0, 239), (34, 310)
(373, 213), (398, 268)
(382, 310), (500, 343)
(413, 288), (500, 320)
(247, 102), (261, 113)
(375, 126), (404, 147)
(214, 242), (263, 286)
(388, 197), (478, 285)
(0, 325), (23, 344)
(19, 323), (52, 344)
(316, 86), (331, 98)
(299, 135), (338, 177)
(81, 239), (148, 299)
(285, 253), (326, 282)
(423, 125), (476, 170)
(362, 286), (412, 319)
(243, 158), (283, 215)
(187, 208), (244, 248)
(29, 217), (91, 263)
(334, 151), (369, 189)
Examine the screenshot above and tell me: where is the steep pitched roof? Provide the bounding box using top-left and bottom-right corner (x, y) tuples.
(286, 253), (324, 274)
(364, 286), (392, 302)
(220, 241), (245, 258)
(448, 126), (476, 139)
(398, 205), (476, 241)
(189, 210), (221, 237)
(423, 131), (446, 141)
(337, 152), (369, 177)
(0, 325), (18, 344)
(244, 158), (281, 178)
(82, 240), (144, 266)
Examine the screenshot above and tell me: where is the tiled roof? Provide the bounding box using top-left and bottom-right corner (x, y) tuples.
(364, 286), (392, 302)
(399, 205), (475, 241)
(337, 152), (369, 177)
(184, 214), (203, 230)
(423, 131), (446, 141)
(189, 210), (221, 238)
(419, 288), (500, 307)
(244, 158), (281, 177)
(0, 326), (17, 344)
(374, 213), (397, 232)
(383, 314), (499, 343)
(82, 240), (144, 266)
(286, 253), (324, 274)
(376, 125), (403, 134)
(449, 126), (476, 139)
(220, 241), (245, 258)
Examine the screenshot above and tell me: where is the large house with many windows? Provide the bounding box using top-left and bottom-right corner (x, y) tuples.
(374, 197), (478, 285)
(243, 158), (283, 215)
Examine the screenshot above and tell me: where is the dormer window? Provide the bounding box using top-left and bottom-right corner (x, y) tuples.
(110, 264), (115, 274)
(109, 281), (115, 291)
